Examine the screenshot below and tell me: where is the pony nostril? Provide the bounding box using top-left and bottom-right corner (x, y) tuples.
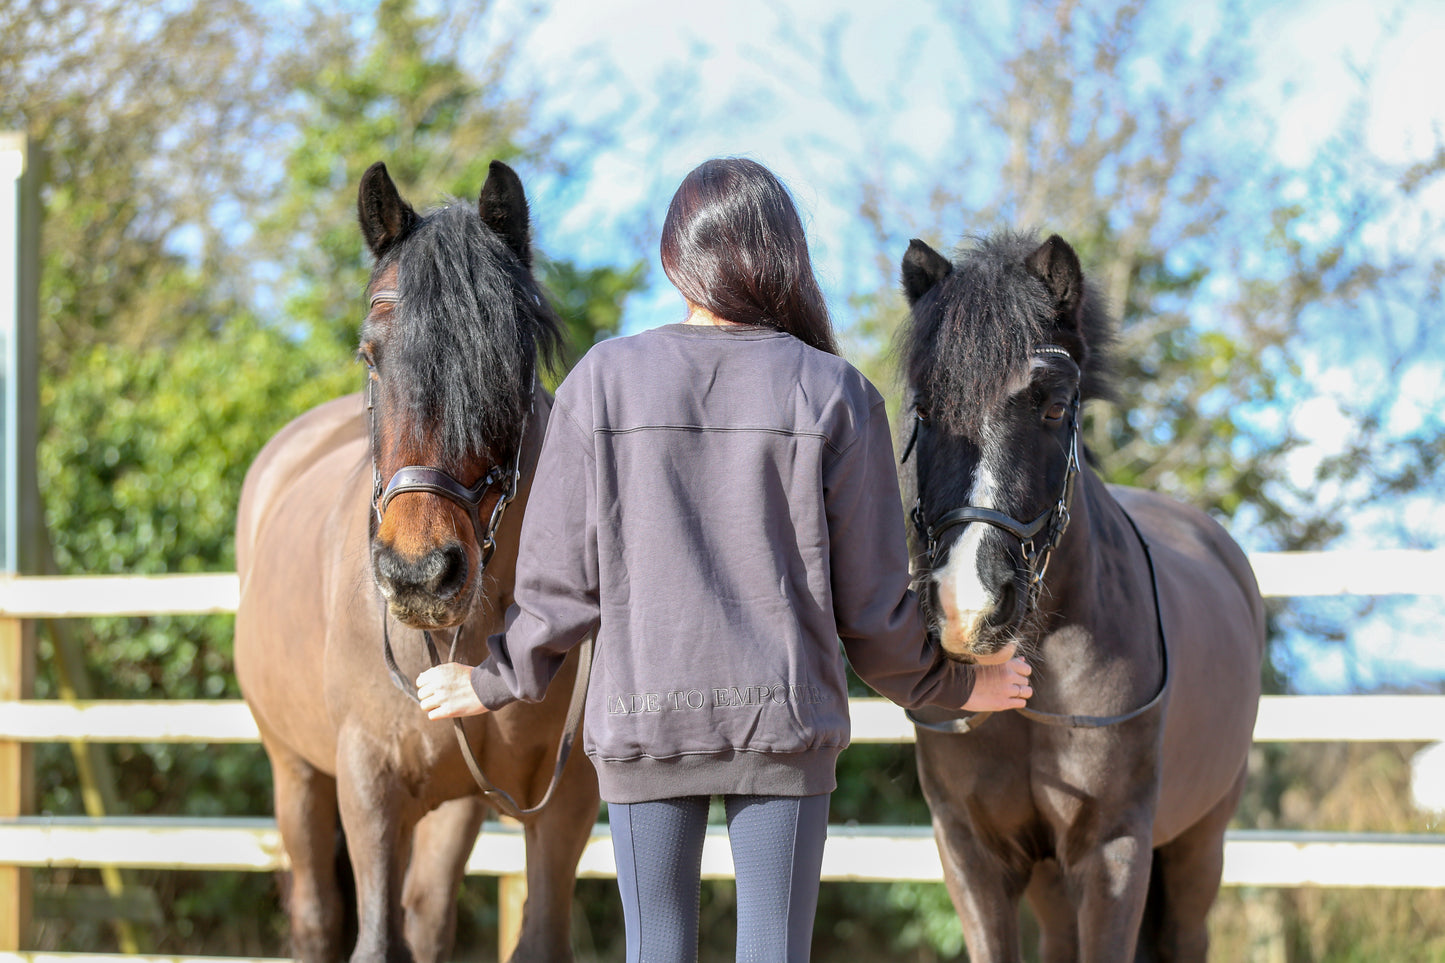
(987, 581), (1017, 627)
(373, 543), (468, 602)
(425, 544), (469, 601)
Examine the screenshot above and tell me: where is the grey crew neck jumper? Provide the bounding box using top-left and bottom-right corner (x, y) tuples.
(470, 322), (975, 803)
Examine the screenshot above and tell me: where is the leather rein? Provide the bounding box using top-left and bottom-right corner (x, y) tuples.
(901, 344), (1169, 733)
(368, 376), (591, 819)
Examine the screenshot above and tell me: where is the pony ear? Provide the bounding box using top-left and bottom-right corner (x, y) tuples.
(478, 160), (532, 267)
(1025, 234), (1084, 325)
(358, 162), (418, 259)
(901, 239), (953, 305)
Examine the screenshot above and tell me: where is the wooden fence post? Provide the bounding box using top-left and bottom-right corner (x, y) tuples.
(0, 615), (34, 949)
(497, 814), (526, 960)
(0, 129), (39, 955)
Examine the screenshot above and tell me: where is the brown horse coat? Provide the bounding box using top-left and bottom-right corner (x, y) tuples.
(236, 162), (598, 963)
(237, 388), (598, 963)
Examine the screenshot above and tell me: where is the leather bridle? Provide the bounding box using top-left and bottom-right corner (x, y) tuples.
(901, 343), (1170, 734)
(905, 344), (1082, 613)
(367, 370), (591, 820)
(368, 374), (522, 568)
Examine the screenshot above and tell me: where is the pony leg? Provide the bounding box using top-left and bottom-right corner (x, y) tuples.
(1066, 821), (1153, 963)
(1142, 767), (1247, 963)
(401, 795), (487, 963)
(266, 735), (346, 963)
(336, 729), (413, 963)
(931, 815), (1030, 963)
(1025, 860), (1079, 963)
(507, 747), (600, 963)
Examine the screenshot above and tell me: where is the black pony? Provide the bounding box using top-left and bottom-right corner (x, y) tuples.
(899, 231), (1265, 961)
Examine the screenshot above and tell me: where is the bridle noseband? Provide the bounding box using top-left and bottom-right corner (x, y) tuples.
(906, 344), (1082, 612)
(368, 375), (523, 569)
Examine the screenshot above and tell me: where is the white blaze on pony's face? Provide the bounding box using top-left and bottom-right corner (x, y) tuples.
(930, 458), (1000, 655)
(926, 360), (1044, 661)
(899, 232), (1091, 663)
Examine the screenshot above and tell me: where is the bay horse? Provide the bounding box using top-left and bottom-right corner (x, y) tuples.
(897, 232), (1266, 962)
(235, 161), (599, 963)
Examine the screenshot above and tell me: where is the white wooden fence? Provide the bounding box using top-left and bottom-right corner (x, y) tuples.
(1, 550), (1443, 959)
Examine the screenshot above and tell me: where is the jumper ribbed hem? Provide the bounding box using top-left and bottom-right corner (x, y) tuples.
(591, 747), (842, 804)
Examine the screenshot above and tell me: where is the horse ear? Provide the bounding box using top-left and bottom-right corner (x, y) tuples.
(1025, 234), (1084, 325)
(901, 239), (953, 306)
(478, 160), (532, 267)
(358, 162), (418, 259)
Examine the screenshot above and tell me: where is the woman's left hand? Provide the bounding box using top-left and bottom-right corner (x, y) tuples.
(417, 663), (489, 720)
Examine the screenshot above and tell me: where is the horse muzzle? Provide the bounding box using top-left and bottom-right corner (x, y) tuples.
(931, 561), (1029, 662)
(371, 539), (475, 629)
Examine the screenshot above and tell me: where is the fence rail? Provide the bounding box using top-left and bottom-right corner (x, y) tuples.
(1, 547), (1441, 618)
(2, 558), (1444, 956)
(4, 694), (1445, 745)
(3, 816), (1444, 889)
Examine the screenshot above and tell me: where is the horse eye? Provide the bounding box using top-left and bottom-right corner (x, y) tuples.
(1043, 401), (1067, 423)
(913, 403), (930, 423)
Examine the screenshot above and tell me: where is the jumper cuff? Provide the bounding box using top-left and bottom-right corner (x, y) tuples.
(469, 659), (521, 712)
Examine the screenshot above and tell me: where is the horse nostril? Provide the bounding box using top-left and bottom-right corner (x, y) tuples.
(987, 581), (1017, 627)
(373, 543), (469, 602)
(425, 544), (469, 601)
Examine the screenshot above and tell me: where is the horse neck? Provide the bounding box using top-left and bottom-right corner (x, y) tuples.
(1032, 464), (1156, 666)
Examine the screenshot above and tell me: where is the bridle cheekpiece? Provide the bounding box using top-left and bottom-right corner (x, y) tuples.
(906, 344), (1083, 612)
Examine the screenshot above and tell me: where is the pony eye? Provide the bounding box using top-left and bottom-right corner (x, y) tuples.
(1044, 401), (1067, 423)
(913, 403), (930, 423)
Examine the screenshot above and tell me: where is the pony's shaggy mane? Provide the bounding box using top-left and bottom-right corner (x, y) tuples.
(902, 231), (1117, 436)
(380, 202), (562, 464)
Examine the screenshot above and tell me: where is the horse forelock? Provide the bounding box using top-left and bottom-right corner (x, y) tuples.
(904, 231), (1117, 436)
(383, 203), (561, 466)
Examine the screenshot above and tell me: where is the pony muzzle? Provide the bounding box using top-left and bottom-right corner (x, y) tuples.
(371, 538), (474, 629)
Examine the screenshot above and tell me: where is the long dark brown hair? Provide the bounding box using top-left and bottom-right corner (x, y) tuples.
(660, 158), (838, 355)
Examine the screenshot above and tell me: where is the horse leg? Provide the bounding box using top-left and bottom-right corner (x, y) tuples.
(1066, 820), (1153, 963)
(1143, 767), (1247, 963)
(267, 737), (346, 963)
(401, 795), (487, 963)
(508, 754), (600, 963)
(1026, 859), (1078, 963)
(932, 816), (1030, 963)
(336, 730), (414, 963)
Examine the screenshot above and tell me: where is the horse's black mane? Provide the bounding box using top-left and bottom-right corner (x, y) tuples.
(384, 201), (562, 463)
(902, 231), (1117, 436)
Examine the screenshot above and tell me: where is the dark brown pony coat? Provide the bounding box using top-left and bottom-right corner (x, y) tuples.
(899, 233), (1265, 962)
(235, 162), (598, 963)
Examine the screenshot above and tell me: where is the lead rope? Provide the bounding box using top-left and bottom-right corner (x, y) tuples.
(381, 605), (593, 820)
(376, 388), (592, 819)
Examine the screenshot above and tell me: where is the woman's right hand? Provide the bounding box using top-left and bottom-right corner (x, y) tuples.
(962, 656), (1033, 711)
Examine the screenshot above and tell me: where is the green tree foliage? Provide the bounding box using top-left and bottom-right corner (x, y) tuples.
(259, 0), (539, 354)
(0, 0), (293, 373)
(7, 0), (641, 952)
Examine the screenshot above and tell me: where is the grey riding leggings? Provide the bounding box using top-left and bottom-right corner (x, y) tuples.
(608, 793), (831, 963)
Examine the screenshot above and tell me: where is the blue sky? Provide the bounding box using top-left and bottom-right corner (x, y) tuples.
(475, 0), (1445, 693)
(493, 0), (1445, 332)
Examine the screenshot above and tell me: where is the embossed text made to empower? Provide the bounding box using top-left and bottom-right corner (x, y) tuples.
(607, 684), (830, 715)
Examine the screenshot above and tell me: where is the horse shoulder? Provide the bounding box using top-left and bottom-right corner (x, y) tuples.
(1105, 485), (1264, 842)
(1104, 485), (1265, 641)
(237, 392), (368, 578)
